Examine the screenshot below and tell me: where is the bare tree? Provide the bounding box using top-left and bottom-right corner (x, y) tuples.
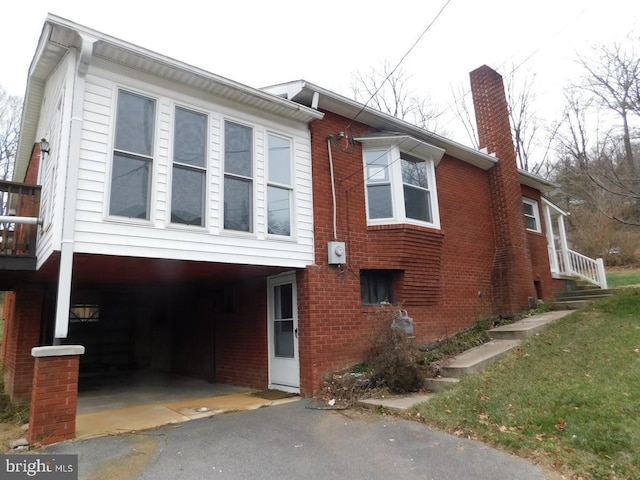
(505, 69), (539, 173)
(0, 85), (22, 181)
(449, 66), (546, 173)
(552, 39), (640, 227)
(448, 84), (478, 149)
(576, 41), (640, 175)
(351, 60), (445, 133)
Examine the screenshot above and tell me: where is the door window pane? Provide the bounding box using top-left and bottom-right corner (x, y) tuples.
(274, 283), (294, 358)
(110, 153), (150, 218)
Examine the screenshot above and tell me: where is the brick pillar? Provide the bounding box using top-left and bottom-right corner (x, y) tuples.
(470, 65), (536, 314)
(2, 284), (44, 402)
(28, 346), (84, 446)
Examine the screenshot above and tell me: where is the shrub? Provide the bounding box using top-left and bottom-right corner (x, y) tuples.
(367, 328), (424, 394)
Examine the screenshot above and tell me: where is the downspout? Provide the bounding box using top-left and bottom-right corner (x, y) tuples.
(327, 137), (337, 240)
(53, 33), (96, 342)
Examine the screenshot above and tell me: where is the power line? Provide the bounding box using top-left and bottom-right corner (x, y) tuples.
(347, 0), (453, 129)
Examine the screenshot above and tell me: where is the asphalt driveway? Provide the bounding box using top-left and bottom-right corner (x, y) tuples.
(46, 399), (545, 480)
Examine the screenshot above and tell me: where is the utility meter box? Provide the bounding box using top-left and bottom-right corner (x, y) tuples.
(391, 310), (414, 336)
(328, 241), (346, 265)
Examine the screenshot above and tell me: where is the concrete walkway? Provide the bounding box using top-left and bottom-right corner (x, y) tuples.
(361, 309), (575, 412)
(76, 391), (300, 438)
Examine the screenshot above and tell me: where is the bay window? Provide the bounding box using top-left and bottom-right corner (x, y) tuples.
(359, 135), (443, 228)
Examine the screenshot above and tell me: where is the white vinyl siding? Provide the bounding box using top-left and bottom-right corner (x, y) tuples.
(36, 53), (75, 268)
(66, 65), (313, 268)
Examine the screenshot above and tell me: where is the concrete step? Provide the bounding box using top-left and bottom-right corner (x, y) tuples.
(553, 299), (598, 310)
(556, 288), (617, 299)
(423, 377), (460, 392)
(488, 310), (574, 340)
(440, 339), (521, 378)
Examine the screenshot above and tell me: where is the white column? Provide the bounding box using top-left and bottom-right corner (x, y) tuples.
(543, 204), (558, 273)
(557, 215), (571, 275)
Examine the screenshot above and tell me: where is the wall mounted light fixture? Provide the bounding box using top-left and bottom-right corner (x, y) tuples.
(40, 138), (50, 157)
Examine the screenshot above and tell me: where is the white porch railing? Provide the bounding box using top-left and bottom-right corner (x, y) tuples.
(555, 249), (608, 289)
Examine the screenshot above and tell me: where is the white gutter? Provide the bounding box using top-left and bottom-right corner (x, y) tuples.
(53, 33), (96, 342)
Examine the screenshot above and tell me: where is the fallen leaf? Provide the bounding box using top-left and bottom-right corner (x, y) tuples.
(555, 418), (567, 431)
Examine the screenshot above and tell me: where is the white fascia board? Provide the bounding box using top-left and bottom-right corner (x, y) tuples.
(353, 134), (446, 166)
(542, 197), (569, 217)
(45, 15), (323, 122)
(519, 169), (558, 193)
(264, 80), (498, 171)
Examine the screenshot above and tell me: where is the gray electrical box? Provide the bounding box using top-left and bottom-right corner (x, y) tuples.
(328, 241), (346, 265)
(391, 310), (414, 336)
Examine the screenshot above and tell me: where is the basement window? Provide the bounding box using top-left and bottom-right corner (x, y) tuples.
(69, 305), (100, 323)
(360, 270), (395, 305)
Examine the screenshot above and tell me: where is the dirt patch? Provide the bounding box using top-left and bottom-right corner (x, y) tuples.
(0, 422), (28, 453)
(250, 390), (296, 401)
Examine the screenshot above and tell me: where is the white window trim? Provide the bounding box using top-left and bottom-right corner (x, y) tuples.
(265, 131), (296, 239)
(523, 197), (542, 233)
(221, 117), (256, 235)
(105, 86), (159, 225)
(167, 103), (209, 229)
(361, 140), (441, 230)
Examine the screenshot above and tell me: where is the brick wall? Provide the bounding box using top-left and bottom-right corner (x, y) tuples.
(2, 284), (44, 402)
(24, 142), (41, 184)
(28, 350), (81, 445)
(470, 65), (536, 313)
(298, 109), (520, 395)
(214, 278), (268, 389)
(521, 185), (557, 301)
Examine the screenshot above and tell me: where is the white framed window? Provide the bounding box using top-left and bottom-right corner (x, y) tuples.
(109, 90), (156, 219)
(523, 197), (541, 232)
(267, 133), (293, 236)
(223, 120), (253, 232)
(171, 106), (207, 226)
(360, 136), (442, 228)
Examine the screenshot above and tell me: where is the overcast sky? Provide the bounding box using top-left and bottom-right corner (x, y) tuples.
(3, 0), (639, 145)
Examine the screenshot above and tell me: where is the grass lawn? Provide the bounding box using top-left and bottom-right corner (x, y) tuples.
(414, 289), (640, 480)
(607, 268), (640, 288)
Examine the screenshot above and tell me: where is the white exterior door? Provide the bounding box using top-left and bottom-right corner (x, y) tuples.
(268, 272), (300, 393)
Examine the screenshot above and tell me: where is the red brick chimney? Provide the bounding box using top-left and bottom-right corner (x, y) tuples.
(469, 65), (535, 314)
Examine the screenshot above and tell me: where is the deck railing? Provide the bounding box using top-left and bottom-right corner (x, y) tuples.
(0, 180), (41, 258)
(556, 248), (608, 289)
